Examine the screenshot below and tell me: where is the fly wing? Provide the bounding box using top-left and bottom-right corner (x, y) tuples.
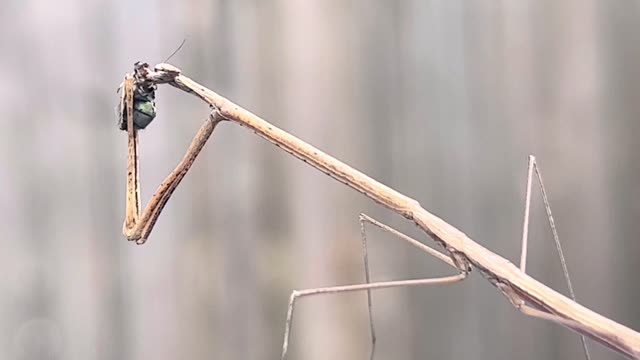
(116, 80), (128, 130)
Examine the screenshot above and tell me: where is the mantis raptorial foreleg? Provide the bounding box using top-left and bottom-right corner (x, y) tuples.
(280, 214), (469, 360)
(119, 66), (224, 244)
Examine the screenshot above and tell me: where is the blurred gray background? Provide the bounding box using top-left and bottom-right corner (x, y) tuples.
(1, 1), (639, 359)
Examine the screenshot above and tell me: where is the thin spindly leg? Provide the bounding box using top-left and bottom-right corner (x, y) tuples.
(120, 74), (225, 244)
(281, 214), (467, 360)
(516, 155), (591, 360)
(358, 213), (459, 360)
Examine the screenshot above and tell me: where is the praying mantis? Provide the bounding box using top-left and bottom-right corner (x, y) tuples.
(118, 62), (640, 359)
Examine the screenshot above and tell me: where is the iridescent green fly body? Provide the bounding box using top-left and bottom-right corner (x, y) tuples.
(118, 62), (158, 130)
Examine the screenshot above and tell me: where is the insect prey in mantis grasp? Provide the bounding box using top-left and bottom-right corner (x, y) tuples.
(118, 62), (157, 131)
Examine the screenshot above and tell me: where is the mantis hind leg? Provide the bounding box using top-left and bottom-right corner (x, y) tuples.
(517, 155), (590, 360)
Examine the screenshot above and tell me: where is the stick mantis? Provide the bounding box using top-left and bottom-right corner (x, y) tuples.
(118, 62), (640, 359)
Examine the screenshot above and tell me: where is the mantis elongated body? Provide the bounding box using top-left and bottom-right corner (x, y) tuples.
(118, 63), (640, 359)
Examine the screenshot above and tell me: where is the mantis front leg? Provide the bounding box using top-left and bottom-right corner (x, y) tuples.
(120, 72), (224, 244)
